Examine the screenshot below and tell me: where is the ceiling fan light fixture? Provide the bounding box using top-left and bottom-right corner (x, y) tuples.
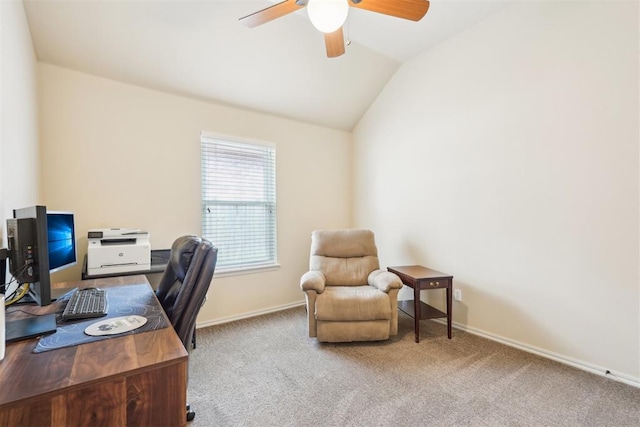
(307, 0), (349, 34)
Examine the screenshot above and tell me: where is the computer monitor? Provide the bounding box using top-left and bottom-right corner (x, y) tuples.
(5, 205), (77, 306)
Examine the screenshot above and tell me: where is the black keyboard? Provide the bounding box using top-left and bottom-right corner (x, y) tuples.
(61, 288), (108, 320)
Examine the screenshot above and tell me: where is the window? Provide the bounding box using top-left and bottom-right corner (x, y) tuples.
(201, 133), (277, 273)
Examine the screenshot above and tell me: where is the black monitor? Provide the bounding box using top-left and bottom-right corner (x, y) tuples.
(5, 205), (77, 306)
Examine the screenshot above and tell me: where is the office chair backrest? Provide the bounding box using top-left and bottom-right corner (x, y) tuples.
(156, 235), (217, 349)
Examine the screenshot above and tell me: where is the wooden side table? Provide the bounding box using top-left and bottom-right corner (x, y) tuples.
(387, 265), (453, 343)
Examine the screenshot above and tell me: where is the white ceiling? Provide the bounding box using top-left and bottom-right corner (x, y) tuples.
(23, 0), (511, 131)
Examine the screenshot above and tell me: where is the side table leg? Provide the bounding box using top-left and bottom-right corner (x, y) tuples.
(446, 284), (452, 339)
(414, 285), (420, 343)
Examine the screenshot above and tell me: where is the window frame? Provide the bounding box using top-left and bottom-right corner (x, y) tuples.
(200, 131), (279, 276)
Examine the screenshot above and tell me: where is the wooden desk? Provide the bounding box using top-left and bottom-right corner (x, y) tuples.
(388, 265), (453, 343)
(0, 275), (188, 426)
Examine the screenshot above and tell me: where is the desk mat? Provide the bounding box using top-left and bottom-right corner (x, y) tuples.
(34, 283), (170, 353)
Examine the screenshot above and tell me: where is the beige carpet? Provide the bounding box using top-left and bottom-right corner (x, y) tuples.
(188, 307), (640, 426)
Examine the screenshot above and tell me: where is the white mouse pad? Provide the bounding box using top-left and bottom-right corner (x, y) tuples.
(85, 315), (148, 336)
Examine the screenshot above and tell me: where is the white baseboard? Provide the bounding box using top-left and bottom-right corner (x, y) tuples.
(196, 303), (640, 389)
(196, 300), (306, 329)
(433, 318), (640, 389)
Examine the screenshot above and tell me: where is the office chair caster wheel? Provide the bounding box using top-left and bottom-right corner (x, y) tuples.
(186, 404), (196, 422)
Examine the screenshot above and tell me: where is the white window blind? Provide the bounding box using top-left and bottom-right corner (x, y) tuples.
(201, 134), (277, 272)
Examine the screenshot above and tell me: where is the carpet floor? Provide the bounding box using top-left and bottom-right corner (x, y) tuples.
(187, 307), (640, 426)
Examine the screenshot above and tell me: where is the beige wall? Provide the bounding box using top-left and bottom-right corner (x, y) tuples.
(38, 64), (351, 323)
(353, 2), (640, 382)
(1, 0), (40, 243)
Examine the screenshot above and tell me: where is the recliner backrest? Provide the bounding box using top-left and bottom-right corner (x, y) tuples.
(156, 235), (217, 349)
(309, 229), (380, 286)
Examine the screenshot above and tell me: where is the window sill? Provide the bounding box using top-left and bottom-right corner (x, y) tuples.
(214, 263), (281, 278)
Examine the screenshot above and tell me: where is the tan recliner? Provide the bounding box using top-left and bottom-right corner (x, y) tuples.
(300, 229), (403, 342)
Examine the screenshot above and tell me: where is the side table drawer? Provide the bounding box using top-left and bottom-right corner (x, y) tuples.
(421, 278), (450, 289)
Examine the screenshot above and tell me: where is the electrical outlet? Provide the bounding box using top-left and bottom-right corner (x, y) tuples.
(454, 289), (462, 301)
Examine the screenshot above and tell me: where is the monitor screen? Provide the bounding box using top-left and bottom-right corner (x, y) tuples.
(46, 212), (77, 273)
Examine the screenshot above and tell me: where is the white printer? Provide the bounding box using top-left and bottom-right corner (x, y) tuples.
(87, 228), (151, 276)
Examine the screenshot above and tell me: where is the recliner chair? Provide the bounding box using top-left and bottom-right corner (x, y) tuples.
(300, 229), (403, 342)
(156, 235), (217, 421)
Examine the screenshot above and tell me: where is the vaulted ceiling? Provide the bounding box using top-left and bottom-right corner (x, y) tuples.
(23, 0), (510, 130)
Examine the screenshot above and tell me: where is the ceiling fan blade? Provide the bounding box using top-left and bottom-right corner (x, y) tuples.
(239, 0), (305, 28)
(350, 0), (430, 22)
(324, 27), (345, 58)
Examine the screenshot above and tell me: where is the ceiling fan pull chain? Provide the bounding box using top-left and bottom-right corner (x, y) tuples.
(346, 14), (352, 46)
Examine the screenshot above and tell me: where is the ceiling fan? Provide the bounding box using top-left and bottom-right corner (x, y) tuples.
(239, 0), (431, 58)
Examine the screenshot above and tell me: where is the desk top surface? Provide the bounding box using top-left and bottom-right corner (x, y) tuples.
(0, 275), (188, 408)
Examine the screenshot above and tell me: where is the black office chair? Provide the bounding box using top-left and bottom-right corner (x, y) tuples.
(156, 235), (217, 422)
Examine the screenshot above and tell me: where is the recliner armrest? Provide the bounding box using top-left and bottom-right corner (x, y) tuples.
(300, 270), (326, 293)
(368, 270), (403, 293)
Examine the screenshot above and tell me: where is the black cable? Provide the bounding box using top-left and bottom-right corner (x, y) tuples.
(4, 262), (30, 287)
(4, 280), (22, 300)
(3, 263), (33, 305)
